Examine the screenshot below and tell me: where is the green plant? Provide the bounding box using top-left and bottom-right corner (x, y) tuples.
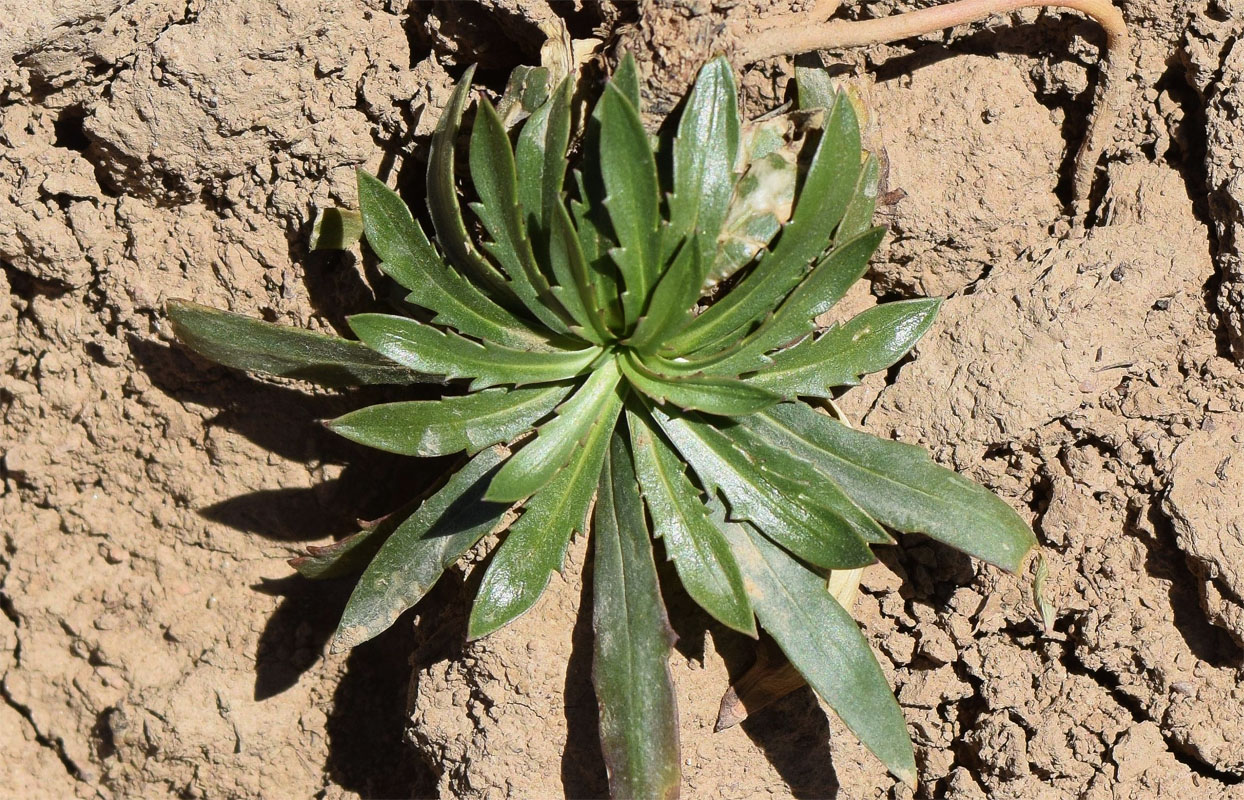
(168, 56), (1036, 794)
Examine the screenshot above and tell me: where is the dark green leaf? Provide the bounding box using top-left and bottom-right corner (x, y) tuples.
(743, 404), (1038, 572)
(348, 313), (601, 390)
(333, 447), (511, 650)
(647, 404), (875, 570)
(571, 169), (625, 333)
(747, 299), (941, 399)
(469, 97), (574, 335)
(356, 171), (552, 350)
(597, 82), (661, 328)
(662, 92), (862, 356)
(712, 227), (884, 374)
(427, 66), (516, 302)
(592, 427), (681, 800)
(665, 227), (885, 376)
(467, 390), (618, 638)
(718, 514), (916, 787)
(610, 51), (643, 112)
(619, 350), (780, 416)
(325, 383), (574, 457)
(627, 408), (755, 635)
(717, 420), (892, 546)
(167, 300), (427, 387)
(486, 358), (624, 502)
(665, 57), (740, 266)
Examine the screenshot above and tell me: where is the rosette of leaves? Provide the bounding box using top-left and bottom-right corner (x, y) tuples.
(167, 56), (1036, 795)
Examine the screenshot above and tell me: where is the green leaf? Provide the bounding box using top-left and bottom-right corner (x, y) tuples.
(611, 51), (643, 111)
(597, 82), (661, 328)
(290, 525), (391, 580)
(836, 153), (881, 243)
(646, 404), (875, 570)
(794, 62), (839, 111)
(167, 300), (427, 387)
(717, 420), (892, 546)
(571, 169), (625, 333)
(310, 207), (363, 251)
(661, 226), (886, 376)
(325, 383), (574, 457)
(333, 447), (511, 650)
(625, 240), (701, 352)
(486, 358), (624, 502)
(627, 408), (755, 635)
(743, 404), (1038, 572)
(714, 227), (884, 372)
(663, 92), (862, 356)
(592, 427), (681, 800)
(356, 171), (553, 351)
(467, 390), (618, 638)
(619, 350), (780, 416)
(495, 64), (550, 127)
(717, 514), (916, 787)
(665, 57), (740, 265)
(746, 299), (941, 399)
(469, 97), (574, 335)
(427, 66), (516, 302)
(515, 77), (572, 240)
(547, 198), (611, 342)
(348, 313), (601, 390)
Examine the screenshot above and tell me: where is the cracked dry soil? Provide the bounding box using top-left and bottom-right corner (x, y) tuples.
(3, 1), (1244, 798)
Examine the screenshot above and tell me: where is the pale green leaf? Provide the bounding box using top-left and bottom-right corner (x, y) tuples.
(310, 207), (363, 251)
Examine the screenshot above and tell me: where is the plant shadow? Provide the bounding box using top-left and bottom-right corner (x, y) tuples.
(133, 331), (447, 797)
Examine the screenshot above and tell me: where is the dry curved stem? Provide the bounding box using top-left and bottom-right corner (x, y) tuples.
(734, 0), (1131, 220)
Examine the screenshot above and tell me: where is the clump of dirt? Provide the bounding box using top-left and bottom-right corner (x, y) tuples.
(3, 0), (1244, 798)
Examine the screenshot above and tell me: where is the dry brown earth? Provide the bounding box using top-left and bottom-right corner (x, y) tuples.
(2, 1), (1243, 798)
